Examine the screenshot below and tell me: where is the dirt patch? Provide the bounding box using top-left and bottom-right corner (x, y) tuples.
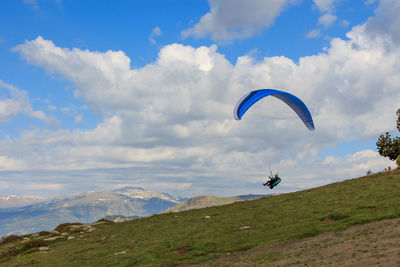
(174, 246), (189, 255)
(182, 217), (400, 266)
(320, 218), (334, 224)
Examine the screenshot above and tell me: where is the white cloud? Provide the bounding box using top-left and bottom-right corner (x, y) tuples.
(26, 183), (64, 191)
(0, 81), (31, 121)
(313, 0), (335, 12)
(6, 1), (400, 196)
(0, 80), (56, 124)
(60, 107), (70, 113)
(276, 150), (395, 191)
(152, 27), (161, 36)
(74, 113), (83, 124)
(0, 181), (9, 189)
(341, 19), (349, 27)
(307, 29), (321, 38)
(364, 0), (400, 45)
(311, 1), (337, 36)
(318, 13), (337, 28)
(182, 0), (292, 41)
(149, 26), (162, 45)
(321, 150), (395, 176)
(0, 156), (26, 171)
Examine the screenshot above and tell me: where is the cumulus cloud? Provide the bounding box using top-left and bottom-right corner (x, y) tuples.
(313, 0), (335, 12)
(182, 0), (292, 41)
(149, 26), (162, 45)
(364, 0), (400, 45)
(277, 150), (395, 191)
(318, 13), (337, 28)
(26, 183), (64, 191)
(341, 19), (350, 27)
(307, 29), (321, 38)
(0, 156), (26, 171)
(310, 0), (337, 36)
(74, 113), (83, 124)
(5, 0), (400, 196)
(0, 80), (57, 125)
(0, 81), (32, 122)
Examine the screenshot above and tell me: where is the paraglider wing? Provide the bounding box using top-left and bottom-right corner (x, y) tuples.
(233, 89), (315, 131)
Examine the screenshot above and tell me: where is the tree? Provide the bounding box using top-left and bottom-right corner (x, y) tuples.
(376, 108), (400, 167)
(397, 109), (400, 132)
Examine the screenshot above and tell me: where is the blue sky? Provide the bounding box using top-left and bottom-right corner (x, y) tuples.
(0, 0), (398, 198)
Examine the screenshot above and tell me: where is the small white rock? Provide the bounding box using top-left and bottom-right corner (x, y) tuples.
(114, 250), (127, 256)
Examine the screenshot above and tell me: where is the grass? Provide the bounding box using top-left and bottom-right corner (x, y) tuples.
(1, 170), (400, 266)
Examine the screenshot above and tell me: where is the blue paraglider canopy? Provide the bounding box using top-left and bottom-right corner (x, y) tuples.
(233, 89), (315, 131)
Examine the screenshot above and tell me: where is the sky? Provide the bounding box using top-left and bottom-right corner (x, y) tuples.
(0, 0), (399, 198)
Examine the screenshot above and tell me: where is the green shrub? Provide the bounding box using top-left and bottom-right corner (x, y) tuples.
(38, 231), (52, 236)
(54, 223), (83, 233)
(0, 235), (20, 245)
(320, 213), (349, 222)
(21, 239), (47, 253)
(96, 218), (115, 224)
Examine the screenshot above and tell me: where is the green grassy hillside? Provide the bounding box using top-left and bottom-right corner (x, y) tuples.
(162, 195), (240, 213)
(1, 170), (400, 266)
(163, 194), (269, 213)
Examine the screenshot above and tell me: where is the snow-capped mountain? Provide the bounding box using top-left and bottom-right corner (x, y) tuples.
(0, 187), (180, 237)
(0, 195), (45, 208)
(113, 187), (179, 203)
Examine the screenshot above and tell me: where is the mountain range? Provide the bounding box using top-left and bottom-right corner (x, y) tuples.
(0, 195), (44, 209)
(0, 187), (180, 237)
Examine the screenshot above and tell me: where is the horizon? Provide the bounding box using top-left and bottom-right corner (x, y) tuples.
(0, 0), (398, 198)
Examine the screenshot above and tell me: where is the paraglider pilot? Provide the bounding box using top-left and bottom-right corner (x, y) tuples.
(263, 173), (281, 189)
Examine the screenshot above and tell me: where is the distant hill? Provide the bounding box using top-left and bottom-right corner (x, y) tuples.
(103, 215), (140, 222)
(0, 187), (179, 237)
(0, 195), (44, 208)
(162, 194), (268, 213)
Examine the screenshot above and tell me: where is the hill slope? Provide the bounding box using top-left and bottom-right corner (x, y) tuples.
(195, 217), (400, 266)
(163, 194), (268, 213)
(1, 171), (400, 266)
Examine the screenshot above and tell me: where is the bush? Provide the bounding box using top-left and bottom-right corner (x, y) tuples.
(0, 235), (20, 245)
(38, 231), (52, 236)
(320, 213), (349, 222)
(96, 218), (115, 224)
(54, 223), (83, 233)
(20, 239), (47, 253)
